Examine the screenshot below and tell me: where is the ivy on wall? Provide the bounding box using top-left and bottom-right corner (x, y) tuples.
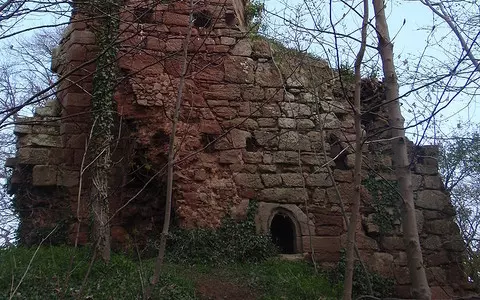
(363, 176), (401, 234)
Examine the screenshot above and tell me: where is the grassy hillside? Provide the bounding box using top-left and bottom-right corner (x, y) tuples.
(0, 246), (341, 299)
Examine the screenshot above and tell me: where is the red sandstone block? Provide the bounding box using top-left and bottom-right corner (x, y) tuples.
(206, 45), (230, 53)
(63, 148), (75, 166)
(163, 12), (190, 26)
(169, 1), (190, 14)
(146, 36), (166, 51)
(193, 66), (225, 82)
(62, 93), (91, 108)
(61, 105), (90, 121)
(199, 120), (222, 134)
(303, 236), (341, 262)
(69, 30), (96, 45)
(170, 26), (198, 35)
(32, 165), (57, 186)
(60, 123), (88, 135)
(66, 134), (87, 149)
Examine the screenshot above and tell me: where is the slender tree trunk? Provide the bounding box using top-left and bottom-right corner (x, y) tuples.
(343, 1), (368, 299)
(89, 0), (120, 262)
(372, 1), (431, 298)
(145, 0), (194, 298)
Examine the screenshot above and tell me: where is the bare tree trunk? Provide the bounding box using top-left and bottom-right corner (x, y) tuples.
(343, 1), (368, 299)
(89, 0), (120, 262)
(372, 1), (431, 298)
(145, 0), (194, 298)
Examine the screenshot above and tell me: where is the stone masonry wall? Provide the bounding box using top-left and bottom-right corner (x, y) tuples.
(6, 0), (473, 298)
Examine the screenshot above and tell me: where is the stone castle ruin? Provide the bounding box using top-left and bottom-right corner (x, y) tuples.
(5, 0), (474, 298)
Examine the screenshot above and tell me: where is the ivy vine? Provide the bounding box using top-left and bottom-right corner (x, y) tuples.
(363, 176), (401, 234)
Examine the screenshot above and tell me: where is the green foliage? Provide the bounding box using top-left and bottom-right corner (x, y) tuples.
(166, 201), (278, 265)
(0, 246), (345, 300)
(328, 250), (394, 298)
(245, 0), (264, 33)
(230, 259), (342, 299)
(338, 63), (355, 83)
(363, 176), (401, 233)
(0, 246), (195, 299)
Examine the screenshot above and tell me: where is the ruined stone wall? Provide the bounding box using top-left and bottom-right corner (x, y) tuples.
(6, 0), (473, 298)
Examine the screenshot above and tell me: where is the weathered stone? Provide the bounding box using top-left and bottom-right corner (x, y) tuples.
(228, 129), (251, 148)
(241, 86), (264, 101)
(333, 169), (353, 182)
(255, 62), (283, 87)
(363, 214), (380, 236)
(317, 113), (341, 129)
(415, 164), (438, 175)
(224, 56), (255, 84)
(425, 220), (453, 235)
(231, 39), (252, 56)
(273, 151), (298, 164)
(369, 252), (394, 277)
(426, 251), (450, 266)
(17, 148), (50, 165)
(278, 131), (311, 151)
(281, 173), (304, 187)
(57, 170), (79, 187)
(394, 267), (411, 285)
(304, 236), (341, 262)
(4, 158), (17, 168)
(296, 119), (315, 129)
(424, 176), (444, 190)
(18, 134), (62, 148)
(35, 100), (60, 117)
(443, 236), (465, 252)
(220, 37), (236, 45)
(381, 236), (405, 250)
(312, 189), (327, 203)
(319, 100), (348, 115)
(253, 130), (278, 148)
(258, 164), (276, 173)
(280, 102), (311, 117)
(241, 151), (262, 164)
(416, 190), (449, 211)
(421, 235), (442, 250)
(258, 188), (308, 203)
(219, 149), (242, 164)
(32, 165), (57, 186)
(257, 118), (276, 127)
(234, 173), (264, 189)
(278, 118), (295, 129)
(261, 174), (282, 187)
(259, 103), (281, 117)
(204, 84), (241, 100)
(251, 39), (272, 58)
(305, 173), (332, 187)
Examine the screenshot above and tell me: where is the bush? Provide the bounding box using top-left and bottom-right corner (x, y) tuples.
(166, 201), (278, 265)
(328, 250), (394, 298)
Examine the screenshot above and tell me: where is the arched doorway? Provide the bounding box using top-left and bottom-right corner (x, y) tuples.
(270, 213), (296, 254)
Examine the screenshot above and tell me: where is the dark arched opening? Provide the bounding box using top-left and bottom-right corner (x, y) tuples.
(270, 213), (296, 254)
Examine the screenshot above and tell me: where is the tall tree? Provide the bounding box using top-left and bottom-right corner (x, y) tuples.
(372, 0), (431, 298)
(343, 0), (368, 298)
(88, 0), (120, 262)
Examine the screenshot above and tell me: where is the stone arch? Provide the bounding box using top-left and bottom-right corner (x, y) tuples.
(255, 202), (315, 254)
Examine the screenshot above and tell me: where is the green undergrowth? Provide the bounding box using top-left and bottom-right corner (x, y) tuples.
(0, 246), (342, 299)
(0, 246), (195, 299)
(165, 201), (278, 265)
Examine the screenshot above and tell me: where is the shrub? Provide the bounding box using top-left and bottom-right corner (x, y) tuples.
(328, 250), (394, 298)
(166, 201), (278, 265)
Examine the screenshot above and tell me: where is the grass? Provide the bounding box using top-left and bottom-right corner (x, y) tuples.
(0, 246), (341, 300)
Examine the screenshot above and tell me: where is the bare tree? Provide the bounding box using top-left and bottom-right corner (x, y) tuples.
(343, 0), (368, 298)
(372, 0), (431, 298)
